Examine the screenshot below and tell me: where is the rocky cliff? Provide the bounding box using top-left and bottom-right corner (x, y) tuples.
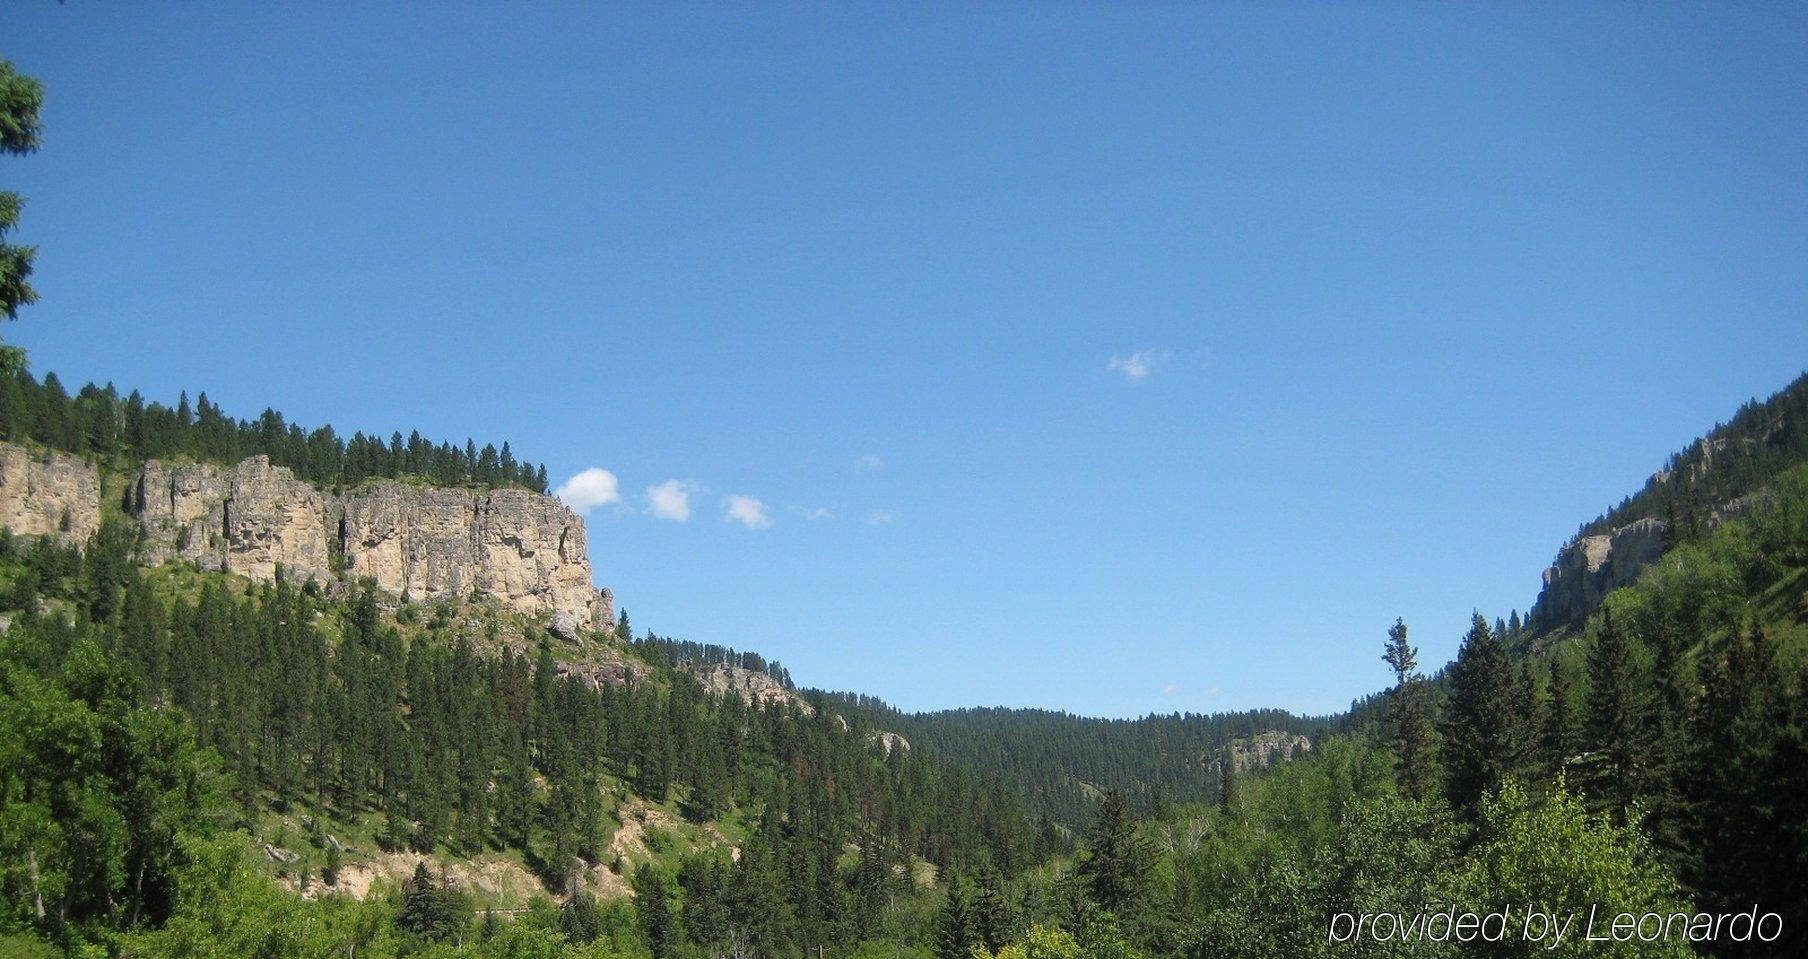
(1529, 516), (1668, 631)
(128, 454), (600, 624)
(0, 445), (101, 543)
(0, 443), (601, 626)
(1528, 494), (1756, 633)
(1226, 730), (1311, 773)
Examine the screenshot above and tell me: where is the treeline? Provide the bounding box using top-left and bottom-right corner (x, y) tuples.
(828, 698), (1333, 829)
(1577, 370), (1808, 540)
(633, 634), (796, 691)
(0, 524), (1053, 957)
(0, 368), (550, 492)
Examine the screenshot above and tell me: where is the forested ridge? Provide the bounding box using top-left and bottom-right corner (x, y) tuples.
(0, 367), (552, 493)
(1576, 372), (1808, 541)
(821, 699), (1333, 829)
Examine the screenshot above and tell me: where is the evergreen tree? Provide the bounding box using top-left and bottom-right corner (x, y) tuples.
(1583, 607), (1647, 824)
(634, 863), (680, 959)
(1, 59), (44, 371)
(934, 872), (979, 959)
(1440, 613), (1517, 819)
(397, 862), (461, 943)
(1381, 617), (1437, 801)
(1075, 790), (1151, 918)
(1541, 660), (1578, 780)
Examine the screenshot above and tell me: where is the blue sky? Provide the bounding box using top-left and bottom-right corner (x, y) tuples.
(6, 4), (1806, 717)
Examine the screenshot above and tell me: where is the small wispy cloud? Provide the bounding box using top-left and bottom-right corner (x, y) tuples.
(646, 480), (699, 522)
(554, 467), (621, 514)
(1107, 349), (1167, 382)
(856, 453), (884, 471)
(865, 510), (898, 525)
(791, 505), (833, 521)
(724, 495), (772, 529)
(1163, 682), (1179, 695)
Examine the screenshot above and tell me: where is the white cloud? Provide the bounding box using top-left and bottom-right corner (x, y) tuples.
(1163, 683), (1179, 695)
(646, 480), (698, 521)
(1108, 349), (1167, 382)
(724, 495), (772, 529)
(554, 467), (621, 514)
(856, 453), (884, 471)
(865, 510), (898, 525)
(792, 505), (833, 521)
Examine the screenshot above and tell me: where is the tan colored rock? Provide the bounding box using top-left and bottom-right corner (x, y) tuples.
(693, 661), (811, 713)
(1530, 516), (1667, 630)
(0, 444), (100, 542)
(134, 456), (332, 582)
(340, 482), (597, 624)
(131, 456), (599, 624)
(1226, 730), (1311, 773)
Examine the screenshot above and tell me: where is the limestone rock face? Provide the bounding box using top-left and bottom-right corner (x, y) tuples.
(340, 482), (596, 624)
(126, 455), (598, 626)
(134, 456), (334, 581)
(694, 662), (811, 713)
(1227, 731), (1311, 773)
(0, 445), (100, 542)
(1530, 517), (1668, 630)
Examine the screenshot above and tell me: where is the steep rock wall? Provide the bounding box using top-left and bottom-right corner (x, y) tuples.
(1530, 517), (1667, 630)
(127, 454), (598, 625)
(0, 445), (100, 543)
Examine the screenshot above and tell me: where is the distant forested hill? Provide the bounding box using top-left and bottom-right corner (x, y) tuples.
(817, 697), (1332, 829)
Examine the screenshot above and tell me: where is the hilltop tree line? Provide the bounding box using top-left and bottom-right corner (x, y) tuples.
(836, 699), (1331, 830)
(0, 368), (551, 493)
(1577, 371), (1808, 542)
(633, 635), (797, 691)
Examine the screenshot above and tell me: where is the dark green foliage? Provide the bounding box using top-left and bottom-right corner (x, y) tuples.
(1582, 608), (1649, 823)
(1438, 614), (1520, 819)
(0, 524), (1046, 956)
(0, 368), (550, 492)
(557, 886), (603, 944)
(1, 58), (43, 372)
(1540, 658), (1578, 779)
(1681, 625), (1808, 955)
(1075, 791), (1151, 922)
(934, 871), (979, 959)
(633, 863), (680, 959)
(1381, 617), (1437, 801)
(828, 696), (1330, 830)
(396, 862), (463, 943)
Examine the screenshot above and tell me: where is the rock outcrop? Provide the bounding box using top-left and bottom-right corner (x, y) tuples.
(694, 661), (810, 712)
(134, 456), (334, 582)
(125, 454), (599, 625)
(0, 445), (100, 543)
(1529, 517), (1667, 631)
(1227, 731), (1311, 773)
(339, 481), (596, 622)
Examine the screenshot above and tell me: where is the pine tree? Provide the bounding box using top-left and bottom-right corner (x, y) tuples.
(397, 862), (461, 943)
(974, 860), (1014, 953)
(934, 872), (979, 959)
(1440, 613), (1517, 819)
(1, 58), (44, 370)
(1076, 789), (1151, 918)
(560, 887), (604, 945)
(1541, 661), (1578, 780)
(635, 863), (680, 959)
(1381, 618), (1437, 801)
(1583, 607), (1647, 824)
